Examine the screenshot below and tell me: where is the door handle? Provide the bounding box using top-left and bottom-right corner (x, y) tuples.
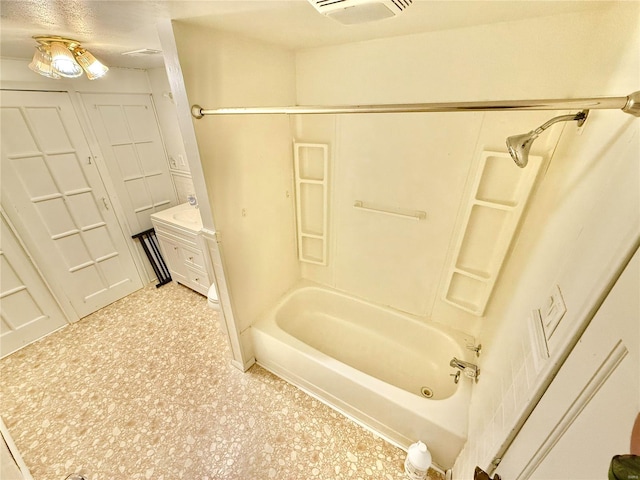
(102, 197), (109, 210)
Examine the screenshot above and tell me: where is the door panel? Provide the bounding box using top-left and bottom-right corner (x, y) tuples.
(496, 248), (639, 479)
(1, 213), (68, 357)
(1, 90), (143, 319)
(81, 93), (177, 234)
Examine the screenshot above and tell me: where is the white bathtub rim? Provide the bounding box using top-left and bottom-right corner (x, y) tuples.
(252, 314), (471, 438)
(260, 281), (475, 408)
(252, 280), (475, 468)
(270, 279), (477, 348)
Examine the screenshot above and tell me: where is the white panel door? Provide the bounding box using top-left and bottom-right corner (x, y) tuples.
(0, 213), (67, 357)
(496, 248), (639, 479)
(0, 90), (143, 319)
(81, 93), (177, 234)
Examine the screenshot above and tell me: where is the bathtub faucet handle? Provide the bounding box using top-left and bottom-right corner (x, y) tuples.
(463, 367), (477, 379)
(450, 357), (480, 382)
(466, 342), (482, 357)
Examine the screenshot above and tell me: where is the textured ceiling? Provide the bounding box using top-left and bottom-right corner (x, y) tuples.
(0, 0), (612, 69)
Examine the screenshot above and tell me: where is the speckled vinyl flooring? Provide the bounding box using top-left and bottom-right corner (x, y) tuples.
(1, 282), (443, 480)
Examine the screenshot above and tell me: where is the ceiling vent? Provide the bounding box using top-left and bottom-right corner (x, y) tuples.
(308, 0), (413, 25)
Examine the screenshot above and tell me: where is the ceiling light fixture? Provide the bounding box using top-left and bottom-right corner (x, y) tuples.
(30, 35), (109, 80)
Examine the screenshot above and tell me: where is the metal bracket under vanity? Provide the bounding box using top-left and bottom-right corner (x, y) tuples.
(132, 228), (172, 288)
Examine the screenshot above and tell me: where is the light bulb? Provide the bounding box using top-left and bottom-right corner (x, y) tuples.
(50, 42), (83, 78)
(29, 45), (61, 79)
(73, 48), (109, 80)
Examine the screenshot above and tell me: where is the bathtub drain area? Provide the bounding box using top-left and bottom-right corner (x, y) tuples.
(420, 387), (434, 398)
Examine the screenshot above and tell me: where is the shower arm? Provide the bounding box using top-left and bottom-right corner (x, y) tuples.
(191, 90), (640, 118)
(532, 111), (589, 136)
(505, 110), (590, 168)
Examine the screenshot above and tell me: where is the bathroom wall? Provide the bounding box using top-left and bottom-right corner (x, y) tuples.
(294, 7), (617, 332)
(452, 4), (640, 478)
(166, 2), (636, 339)
(294, 3), (638, 476)
(293, 111), (561, 329)
(147, 67), (196, 204)
(165, 5), (637, 474)
(170, 23), (300, 334)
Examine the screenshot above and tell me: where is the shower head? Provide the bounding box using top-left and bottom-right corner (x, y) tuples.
(506, 131), (539, 168)
(506, 110), (589, 168)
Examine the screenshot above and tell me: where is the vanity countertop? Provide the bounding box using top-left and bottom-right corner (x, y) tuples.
(151, 203), (203, 233)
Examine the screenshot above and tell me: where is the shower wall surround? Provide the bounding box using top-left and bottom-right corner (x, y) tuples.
(293, 110), (559, 333)
(173, 9), (601, 339)
(170, 2), (638, 478)
(294, 113), (480, 320)
(293, 9), (628, 332)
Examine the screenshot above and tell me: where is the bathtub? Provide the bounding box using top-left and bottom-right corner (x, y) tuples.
(251, 282), (475, 469)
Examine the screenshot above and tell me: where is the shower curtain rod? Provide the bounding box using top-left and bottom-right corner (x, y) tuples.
(191, 90), (640, 118)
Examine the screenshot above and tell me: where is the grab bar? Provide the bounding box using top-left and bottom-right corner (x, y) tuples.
(353, 200), (427, 221)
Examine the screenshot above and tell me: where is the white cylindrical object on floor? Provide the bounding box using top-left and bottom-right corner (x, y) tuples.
(207, 283), (220, 310)
(207, 282), (227, 338)
(404, 440), (432, 480)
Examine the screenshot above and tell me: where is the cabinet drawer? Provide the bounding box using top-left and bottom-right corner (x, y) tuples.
(186, 267), (210, 295)
(154, 226), (199, 248)
(181, 245), (206, 270)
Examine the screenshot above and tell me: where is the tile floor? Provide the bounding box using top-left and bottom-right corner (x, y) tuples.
(1, 282), (443, 480)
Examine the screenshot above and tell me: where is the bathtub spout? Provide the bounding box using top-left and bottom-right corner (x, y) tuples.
(450, 357), (480, 380)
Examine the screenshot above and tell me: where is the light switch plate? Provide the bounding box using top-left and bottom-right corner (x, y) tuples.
(529, 309), (550, 373)
(539, 284), (566, 340)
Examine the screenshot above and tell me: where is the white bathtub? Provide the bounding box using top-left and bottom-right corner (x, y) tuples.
(251, 282), (475, 469)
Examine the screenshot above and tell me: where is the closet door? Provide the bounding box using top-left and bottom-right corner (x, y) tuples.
(0, 213), (67, 357)
(80, 93), (177, 234)
(0, 90), (143, 319)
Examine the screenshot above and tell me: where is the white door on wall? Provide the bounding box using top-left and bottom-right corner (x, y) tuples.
(80, 93), (177, 235)
(0, 90), (143, 319)
(0, 212), (68, 357)
(495, 247), (639, 479)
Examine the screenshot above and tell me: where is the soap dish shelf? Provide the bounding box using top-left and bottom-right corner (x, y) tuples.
(443, 151), (542, 316)
(294, 143), (329, 265)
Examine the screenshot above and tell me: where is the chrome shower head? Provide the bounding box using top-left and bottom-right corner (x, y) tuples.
(506, 131), (539, 168)
(506, 110), (589, 168)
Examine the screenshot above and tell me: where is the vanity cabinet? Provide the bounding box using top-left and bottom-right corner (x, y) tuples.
(151, 204), (210, 296)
